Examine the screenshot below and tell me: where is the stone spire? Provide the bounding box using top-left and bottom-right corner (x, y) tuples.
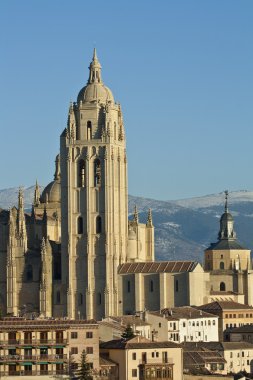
(54, 154), (61, 180)
(146, 209), (153, 227)
(133, 205), (139, 224)
(33, 180), (40, 206)
(218, 190), (236, 240)
(17, 187), (27, 250)
(88, 48), (102, 84)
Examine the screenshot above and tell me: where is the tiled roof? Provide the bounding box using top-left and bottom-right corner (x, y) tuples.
(118, 261), (198, 274)
(148, 307), (218, 321)
(0, 318), (98, 331)
(198, 301), (253, 312)
(99, 355), (117, 367)
(105, 315), (150, 327)
(100, 336), (181, 350)
(229, 324), (253, 334)
(182, 341), (253, 351)
(206, 239), (246, 251)
(184, 351), (226, 367)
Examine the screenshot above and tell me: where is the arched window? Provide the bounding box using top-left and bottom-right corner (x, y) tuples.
(96, 215), (102, 234)
(78, 160), (85, 187)
(79, 293), (83, 305)
(220, 261), (225, 270)
(150, 280), (154, 292)
(87, 121), (92, 140)
(114, 122), (117, 140)
(94, 159), (101, 186)
(56, 291), (61, 304)
(77, 216), (83, 234)
(220, 282), (226, 291)
(26, 265), (33, 282)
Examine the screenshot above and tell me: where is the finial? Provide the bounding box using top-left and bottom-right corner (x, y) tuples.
(93, 47), (98, 61)
(147, 209), (153, 227)
(18, 187), (24, 209)
(224, 190), (229, 213)
(133, 205), (139, 224)
(54, 154), (61, 180)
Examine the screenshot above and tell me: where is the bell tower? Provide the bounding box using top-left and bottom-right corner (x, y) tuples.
(60, 50), (128, 320)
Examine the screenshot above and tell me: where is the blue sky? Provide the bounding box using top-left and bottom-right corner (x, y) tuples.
(0, 1), (252, 200)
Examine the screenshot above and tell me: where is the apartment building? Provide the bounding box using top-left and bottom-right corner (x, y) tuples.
(146, 307), (218, 343)
(198, 300), (253, 340)
(0, 317), (99, 378)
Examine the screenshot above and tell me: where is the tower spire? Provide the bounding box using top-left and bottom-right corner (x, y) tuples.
(88, 49), (102, 84)
(146, 209), (153, 227)
(33, 180), (40, 206)
(224, 190), (228, 213)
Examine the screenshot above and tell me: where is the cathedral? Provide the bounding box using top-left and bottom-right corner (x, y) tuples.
(0, 50), (154, 321)
(0, 50), (252, 321)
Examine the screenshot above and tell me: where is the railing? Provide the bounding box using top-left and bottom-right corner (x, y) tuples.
(0, 339), (67, 346)
(0, 354), (68, 362)
(0, 370), (67, 376)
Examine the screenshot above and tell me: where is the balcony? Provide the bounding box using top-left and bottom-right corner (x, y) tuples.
(139, 363), (174, 380)
(0, 354), (68, 363)
(0, 339), (67, 347)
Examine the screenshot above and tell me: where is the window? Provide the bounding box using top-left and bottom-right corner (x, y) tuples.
(77, 216), (83, 234)
(230, 352), (233, 358)
(71, 347), (78, 354)
(159, 323), (161, 328)
(79, 293), (83, 305)
(175, 280), (179, 292)
(97, 292), (102, 305)
(150, 280), (154, 292)
(26, 265), (33, 282)
(213, 320), (216, 325)
(96, 215), (102, 234)
(86, 347), (93, 354)
(71, 332), (78, 339)
(127, 281), (131, 293)
(94, 159), (101, 186)
(132, 353), (136, 360)
(220, 282), (226, 291)
(78, 160), (85, 187)
(156, 352), (159, 357)
(220, 261), (225, 270)
(152, 352), (155, 358)
(87, 121), (92, 140)
(56, 291), (61, 304)
(132, 369), (137, 377)
(86, 332), (93, 339)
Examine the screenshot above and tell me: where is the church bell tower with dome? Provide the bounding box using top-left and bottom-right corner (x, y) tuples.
(60, 49), (129, 320)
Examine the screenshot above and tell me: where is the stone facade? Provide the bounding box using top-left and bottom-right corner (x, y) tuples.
(0, 50), (154, 320)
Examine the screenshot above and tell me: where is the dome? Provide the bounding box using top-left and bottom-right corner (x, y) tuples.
(77, 83), (114, 104)
(220, 212), (233, 222)
(41, 179), (61, 204)
(77, 49), (114, 105)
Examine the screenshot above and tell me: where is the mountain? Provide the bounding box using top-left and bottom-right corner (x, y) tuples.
(1, 187), (253, 262)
